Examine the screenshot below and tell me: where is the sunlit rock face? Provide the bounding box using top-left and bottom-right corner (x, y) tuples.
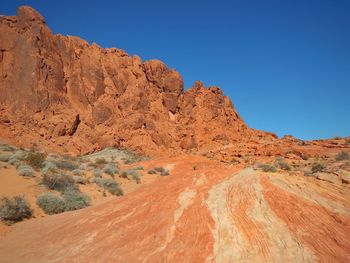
(0, 6), (274, 156)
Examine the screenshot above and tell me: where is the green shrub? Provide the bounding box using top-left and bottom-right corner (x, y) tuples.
(12, 150), (26, 160)
(0, 144), (17, 152)
(311, 163), (325, 173)
(72, 169), (83, 176)
(120, 171), (129, 179)
(0, 154), (11, 162)
(160, 169), (170, 176)
(62, 190), (91, 211)
(37, 193), (66, 215)
(53, 159), (79, 171)
(335, 151), (349, 161)
(73, 175), (87, 184)
(17, 164), (35, 177)
(121, 169), (142, 180)
(103, 163), (119, 176)
(133, 166), (144, 170)
(42, 171), (76, 192)
(95, 158), (107, 165)
(94, 178), (123, 196)
(25, 151), (46, 169)
(93, 168), (102, 178)
(8, 157), (20, 166)
(259, 164), (277, 173)
(94, 177), (116, 188)
(87, 162), (98, 169)
(148, 169), (157, 174)
(0, 196), (32, 223)
(130, 171), (141, 183)
(41, 163), (57, 175)
(107, 185), (124, 196)
(154, 167), (166, 173)
(275, 158), (290, 170)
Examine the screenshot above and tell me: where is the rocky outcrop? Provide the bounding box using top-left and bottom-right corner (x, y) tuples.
(0, 6), (274, 155)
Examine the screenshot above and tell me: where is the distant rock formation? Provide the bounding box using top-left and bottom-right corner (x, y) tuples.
(0, 6), (274, 155)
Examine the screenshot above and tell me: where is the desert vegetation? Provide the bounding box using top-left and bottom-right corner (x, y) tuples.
(0, 143), (170, 223)
(0, 196), (32, 223)
(258, 164), (277, 173)
(17, 164), (35, 177)
(335, 151), (349, 161)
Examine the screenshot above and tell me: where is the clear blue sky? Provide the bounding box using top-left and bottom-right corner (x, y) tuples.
(2, 0), (349, 140)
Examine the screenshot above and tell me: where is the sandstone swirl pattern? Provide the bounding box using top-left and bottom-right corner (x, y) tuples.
(0, 156), (349, 262)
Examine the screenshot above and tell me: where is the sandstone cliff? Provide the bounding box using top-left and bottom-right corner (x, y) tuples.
(0, 6), (273, 155)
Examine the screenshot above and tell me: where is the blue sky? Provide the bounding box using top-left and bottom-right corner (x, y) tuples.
(2, 0), (349, 140)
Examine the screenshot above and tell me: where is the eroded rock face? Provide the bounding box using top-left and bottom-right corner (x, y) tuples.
(0, 6), (274, 155)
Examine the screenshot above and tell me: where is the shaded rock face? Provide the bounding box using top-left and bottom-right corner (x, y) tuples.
(0, 6), (273, 155)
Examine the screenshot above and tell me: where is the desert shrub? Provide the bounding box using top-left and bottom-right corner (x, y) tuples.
(17, 164), (35, 177)
(87, 162), (98, 168)
(0, 196), (32, 223)
(160, 169), (170, 176)
(42, 171), (76, 192)
(73, 175), (87, 184)
(8, 157), (20, 166)
(72, 169), (83, 176)
(129, 171), (141, 183)
(94, 178), (117, 188)
(12, 150), (26, 160)
(78, 157), (89, 163)
(62, 154), (78, 162)
(335, 151), (349, 161)
(311, 163), (326, 173)
(120, 169), (142, 180)
(301, 153), (310, 161)
(0, 144), (17, 152)
(53, 159), (79, 171)
(120, 171), (129, 179)
(95, 158), (107, 165)
(107, 185), (124, 196)
(93, 168), (102, 178)
(78, 163), (88, 171)
(37, 193), (66, 215)
(62, 190), (91, 211)
(148, 169), (157, 174)
(0, 154), (11, 162)
(41, 162), (58, 178)
(275, 158), (290, 170)
(133, 166), (144, 170)
(94, 178), (123, 196)
(333, 136), (342, 140)
(304, 171), (314, 177)
(259, 164), (277, 173)
(103, 163), (119, 177)
(119, 148), (149, 164)
(153, 167), (170, 176)
(154, 167), (166, 173)
(25, 151), (46, 169)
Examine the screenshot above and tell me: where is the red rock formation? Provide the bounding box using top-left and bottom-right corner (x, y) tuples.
(0, 6), (273, 156)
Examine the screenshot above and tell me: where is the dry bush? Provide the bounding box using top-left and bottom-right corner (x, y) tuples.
(0, 196), (32, 223)
(37, 193), (66, 215)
